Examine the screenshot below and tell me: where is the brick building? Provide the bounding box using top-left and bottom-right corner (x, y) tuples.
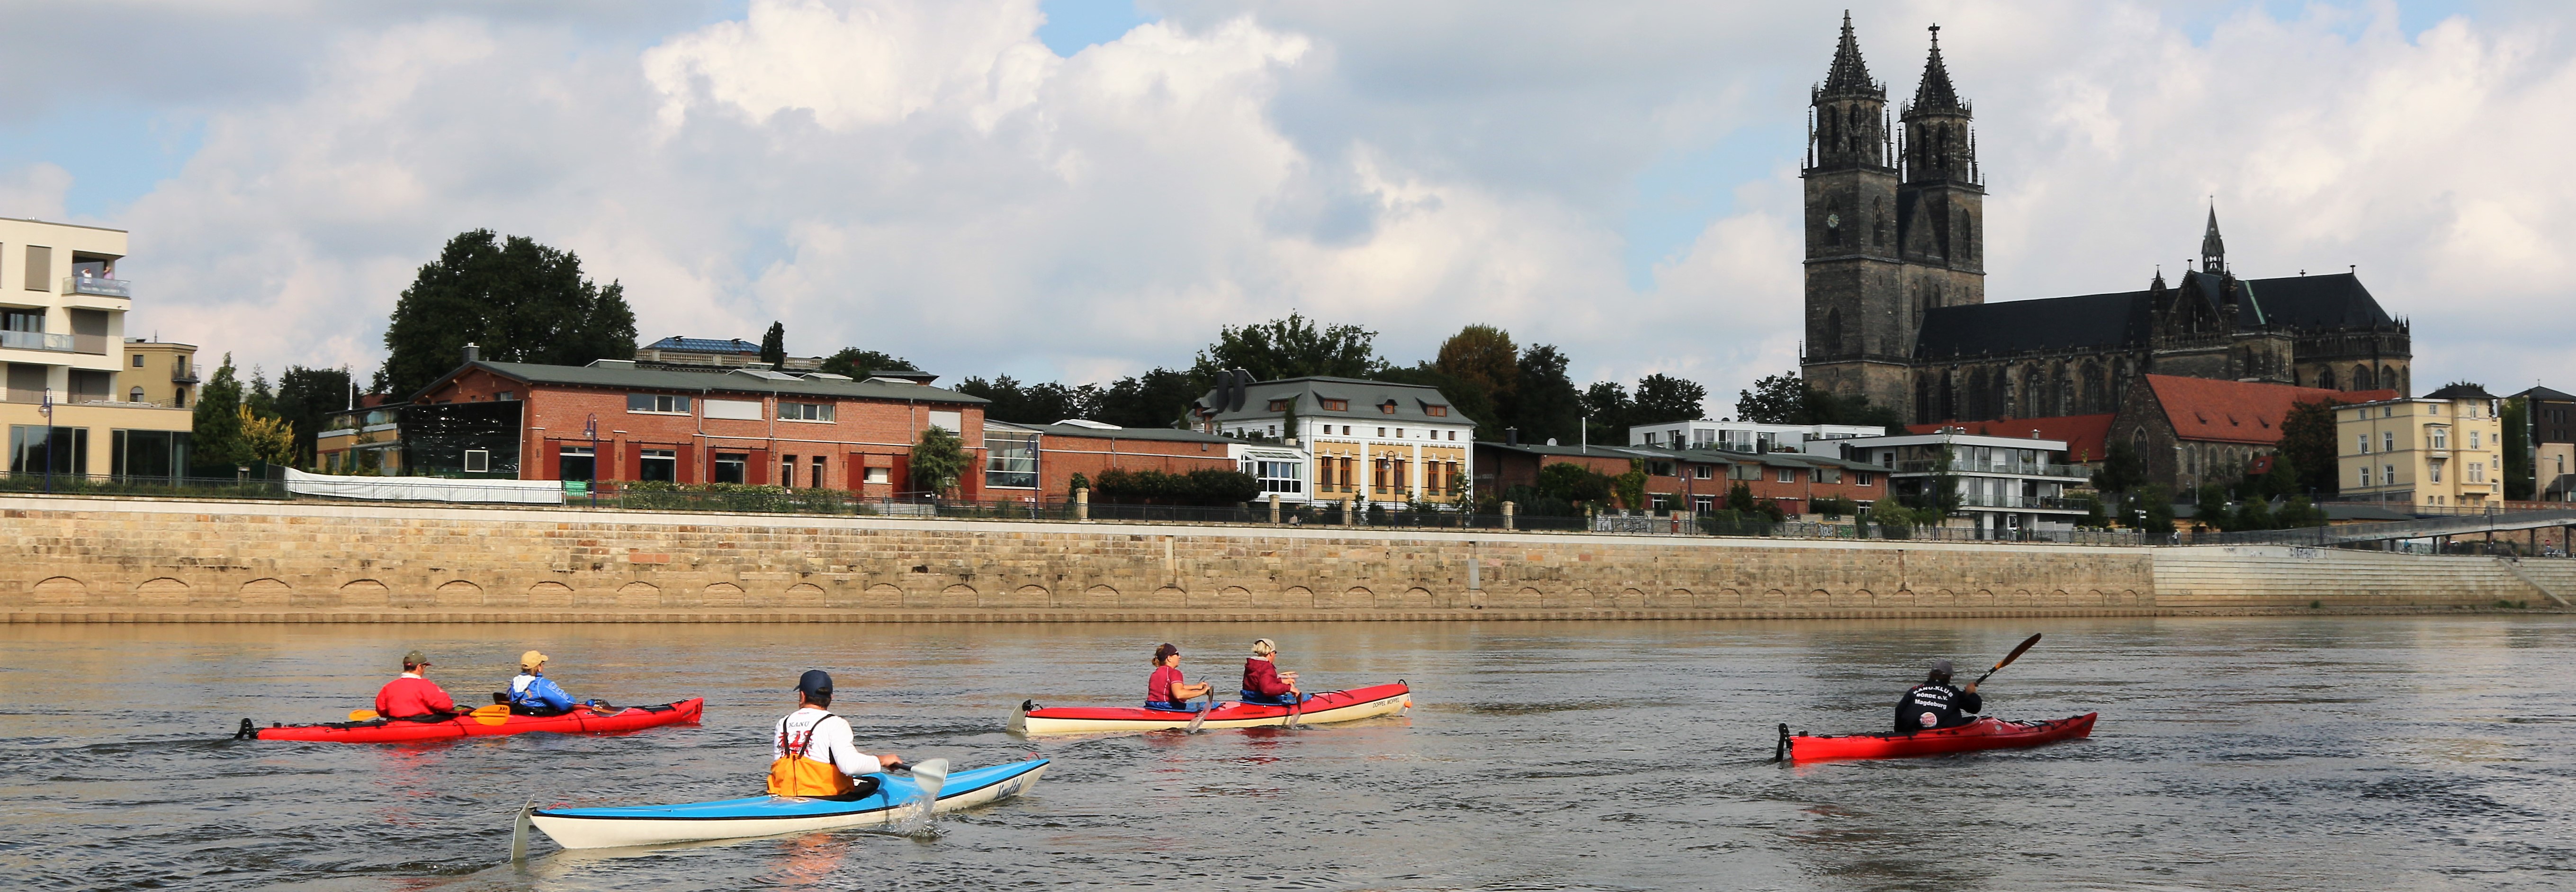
(408, 357), (987, 497)
(1473, 441), (1888, 518)
(980, 420), (1247, 503)
(2111, 375), (2393, 496)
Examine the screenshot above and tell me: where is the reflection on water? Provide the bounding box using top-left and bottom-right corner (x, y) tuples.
(3, 617), (2574, 890)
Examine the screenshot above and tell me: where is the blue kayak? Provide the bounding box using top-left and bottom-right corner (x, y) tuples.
(527, 758), (1048, 849)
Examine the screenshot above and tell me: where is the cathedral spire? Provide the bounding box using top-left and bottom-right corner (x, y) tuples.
(1898, 24), (1975, 183)
(1911, 25), (1966, 113)
(1821, 10), (1878, 98)
(2201, 203), (2226, 275)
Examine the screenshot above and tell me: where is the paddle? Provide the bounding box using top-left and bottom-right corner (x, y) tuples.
(1184, 687), (1217, 734)
(347, 709), (379, 722)
(886, 758), (949, 836)
(1286, 692), (1304, 731)
(510, 800), (533, 865)
(1974, 633), (2045, 687)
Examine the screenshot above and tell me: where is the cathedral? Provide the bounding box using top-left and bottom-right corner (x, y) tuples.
(1796, 15), (2411, 424)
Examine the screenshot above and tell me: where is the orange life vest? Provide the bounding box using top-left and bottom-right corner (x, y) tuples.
(768, 711), (857, 797)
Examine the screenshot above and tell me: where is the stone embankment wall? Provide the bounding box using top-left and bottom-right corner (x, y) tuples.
(0, 497), (2553, 623)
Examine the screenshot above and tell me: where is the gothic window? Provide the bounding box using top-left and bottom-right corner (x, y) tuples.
(1823, 309), (1845, 356)
(2317, 366), (2336, 390)
(2081, 363), (2105, 413)
(2020, 367), (2040, 418)
(1958, 209), (1973, 260)
(1872, 198), (1886, 248)
(1939, 370), (1957, 422)
(2381, 365), (2397, 393)
(1915, 375), (1933, 424)
(2353, 365), (2374, 391)
(1966, 368), (1991, 420)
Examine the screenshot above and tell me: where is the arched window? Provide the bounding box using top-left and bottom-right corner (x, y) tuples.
(129, 386), (145, 403)
(1939, 369), (1957, 421)
(2381, 365), (2397, 393)
(1966, 367), (1991, 420)
(1823, 309), (1844, 356)
(2317, 366), (2336, 390)
(2080, 363), (2105, 413)
(2353, 365), (2374, 391)
(1873, 198), (1887, 248)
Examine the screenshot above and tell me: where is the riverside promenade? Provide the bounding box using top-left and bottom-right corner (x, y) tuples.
(1, 495), (2567, 622)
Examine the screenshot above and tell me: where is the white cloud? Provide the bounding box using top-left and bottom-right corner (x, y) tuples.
(0, 163), (72, 222)
(32, 0), (2576, 412)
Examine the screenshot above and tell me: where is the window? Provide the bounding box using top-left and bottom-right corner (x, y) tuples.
(111, 428), (187, 481)
(1447, 431), (1456, 441)
(1646, 461), (1677, 477)
(1245, 459), (1302, 494)
(2429, 461), (2442, 483)
(1814, 466), (1842, 484)
(496, 391), (515, 401)
(1380, 401), (1397, 414)
(2359, 466), (2373, 487)
(1693, 464), (1714, 480)
(1376, 427), (1386, 437)
(2383, 432), (2396, 453)
(928, 409), (963, 432)
(864, 466), (890, 485)
(128, 387), (144, 403)
(811, 456), (826, 489)
(705, 399), (762, 420)
(1855, 472), (1873, 486)
(24, 245), (50, 290)
(1426, 405), (1448, 417)
(2468, 430), (2480, 450)
(559, 445), (595, 481)
(1650, 493), (1677, 512)
(2384, 464), (2396, 485)
(713, 452), (749, 484)
(9, 425), (87, 474)
(1397, 428), (1405, 438)
(1694, 495), (1716, 514)
(131, 354), (143, 368)
(1267, 399), (1291, 411)
(1646, 432), (1660, 446)
(1340, 425), (1351, 435)
(2470, 462), (2486, 483)
(2431, 429), (2447, 449)
(781, 456), (797, 488)
(781, 401), (834, 421)
(1777, 467), (1795, 483)
(640, 449), (678, 482)
(463, 449), (490, 473)
(2356, 434), (2370, 455)
(1729, 463), (1761, 481)
(628, 393), (691, 414)
(1320, 399), (1348, 412)
(983, 431), (1038, 489)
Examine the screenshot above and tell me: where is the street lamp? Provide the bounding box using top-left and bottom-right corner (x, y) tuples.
(38, 387), (53, 494)
(583, 413), (600, 508)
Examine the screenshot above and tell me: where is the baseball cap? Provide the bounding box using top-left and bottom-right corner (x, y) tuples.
(796, 669), (834, 695)
(1931, 659), (1955, 675)
(521, 650), (550, 669)
(403, 650), (431, 668)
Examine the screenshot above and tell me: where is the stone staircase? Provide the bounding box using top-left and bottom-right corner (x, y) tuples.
(2153, 545), (2558, 609)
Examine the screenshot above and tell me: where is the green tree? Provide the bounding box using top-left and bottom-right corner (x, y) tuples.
(1094, 368), (1201, 428)
(1630, 373), (1708, 426)
(955, 375), (1102, 424)
(2276, 495), (2326, 528)
(759, 321), (787, 366)
(1191, 312), (1381, 383)
(818, 348), (915, 379)
(1726, 480), (1756, 513)
(1379, 363), (1499, 441)
(1612, 459), (1648, 511)
(1436, 324), (1517, 415)
(2504, 395), (2533, 500)
(2278, 398), (2342, 497)
(908, 425), (971, 496)
(2193, 482), (2232, 529)
(1536, 461), (1614, 506)
(2230, 495), (2276, 531)
(1735, 370), (1905, 427)
(237, 405), (296, 465)
(374, 229), (638, 399)
(272, 366), (354, 468)
(2094, 439), (2145, 496)
(1580, 380), (1629, 445)
(2136, 485), (2177, 535)
(1508, 345), (1583, 445)
(1910, 448), (1962, 517)
(190, 354), (244, 473)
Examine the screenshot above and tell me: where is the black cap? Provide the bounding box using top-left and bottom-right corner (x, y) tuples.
(796, 669), (833, 695)
(1931, 659), (1954, 675)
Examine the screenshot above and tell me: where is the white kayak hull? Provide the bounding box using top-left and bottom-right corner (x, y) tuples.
(529, 759), (1046, 849)
(1014, 684), (1411, 734)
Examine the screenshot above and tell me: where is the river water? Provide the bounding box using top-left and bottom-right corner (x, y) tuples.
(3, 617), (2572, 891)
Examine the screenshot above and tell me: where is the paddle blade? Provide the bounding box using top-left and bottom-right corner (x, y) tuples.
(510, 801), (532, 865)
(1185, 702), (1212, 734)
(346, 709), (379, 722)
(887, 759), (949, 837)
(1975, 633), (2045, 685)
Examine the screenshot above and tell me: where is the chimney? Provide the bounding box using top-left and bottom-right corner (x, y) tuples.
(1506, 427), (1520, 446)
(462, 342), (480, 363)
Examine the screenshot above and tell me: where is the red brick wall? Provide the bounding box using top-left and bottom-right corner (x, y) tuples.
(1010, 433), (1236, 503)
(420, 371), (984, 494)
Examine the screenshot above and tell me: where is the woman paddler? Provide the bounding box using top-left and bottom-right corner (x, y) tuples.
(771, 669), (905, 800)
(1239, 638), (1307, 706)
(1147, 643), (1213, 711)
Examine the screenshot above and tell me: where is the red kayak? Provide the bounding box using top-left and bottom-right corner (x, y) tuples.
(239, 698), (704, 743)
(1777, 713), (2096, 763)
(1010, 683), (1411, 734)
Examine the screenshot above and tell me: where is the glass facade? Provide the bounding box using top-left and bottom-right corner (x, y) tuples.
(8, 425), (88, 475)
(983, 431), (1038, 489)
(110, 428), (189, 481)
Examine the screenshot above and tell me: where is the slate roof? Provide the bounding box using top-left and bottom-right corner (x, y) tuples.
(2514, 385), (2576, 402)
(1819, 11), (1880, 98)
(1476, 441), (1889, 473)
(1915, 271), (2396, 359)
(641, 336), (762, 354)
(1905, 414), (2115, 462)
(2141, 375), (2393, 446)
(420, 360), (987, 405)
(987, 420), (1233, 445)
(1203, 376), (1476, 427)
(2422, 382), (2497, 401)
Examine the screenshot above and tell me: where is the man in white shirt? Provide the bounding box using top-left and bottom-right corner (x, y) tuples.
(769, 669), (904, 799)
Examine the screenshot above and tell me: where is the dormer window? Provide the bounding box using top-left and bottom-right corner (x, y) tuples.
(1425, 404), (1448, 417)
(1320, 398), (1349, 411)
(1267, 399), (1291, 412)
(1380, 401), (1398, 414)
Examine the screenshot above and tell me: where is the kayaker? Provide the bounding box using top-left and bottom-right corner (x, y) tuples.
(1894, 659), (1983, 733)
(374, 650), (463, 721)
(771, 669), (904, 800)
(507, 651), (604, 716)
(1147, 643), (1213, 711)
(1240, 638), (1306, 706)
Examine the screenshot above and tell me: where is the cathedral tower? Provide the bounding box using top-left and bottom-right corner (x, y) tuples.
(1894, 24), (1985, 322)
(1799, 12), (1912, 413)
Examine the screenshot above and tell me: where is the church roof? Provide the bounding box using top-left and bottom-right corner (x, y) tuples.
(1915, 271), (2397, 359)
(1909, 26), (1966, 114)
(1819, 11), (1881, 98)
(2140, 375), (2394, 446)
(2200, 207), (2225, 260)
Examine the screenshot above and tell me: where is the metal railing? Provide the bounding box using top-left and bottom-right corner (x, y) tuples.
(1894, 459), (2092, 478)
(0, 330), (75, 352)
(63, 276), (132, 298)
(173, 363), (201, 383)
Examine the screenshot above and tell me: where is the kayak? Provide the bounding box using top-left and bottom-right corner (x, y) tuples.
(526, 758), (1049, 849)
(241, 699), (704, 743)
(1009, 682), (1411, 734)
(1777, 713), (2096, 763)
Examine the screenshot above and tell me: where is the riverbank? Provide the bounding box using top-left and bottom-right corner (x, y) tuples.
(3, 496), (2567, 621)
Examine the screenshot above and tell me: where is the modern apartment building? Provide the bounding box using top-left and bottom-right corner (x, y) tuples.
(1626, 419), (1884, 453)
(1195, 376), (1475, 508)
(1806, 430), (2093, 536)
(0, 218), (194, 479)
(2338, 384), (2504, 509)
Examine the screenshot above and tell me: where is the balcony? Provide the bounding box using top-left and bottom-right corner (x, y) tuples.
(63, 276), (132, 299)
(0, 330), (75, 353)
(173, 362), (200, 384)
(1893, 459), (2092, 479)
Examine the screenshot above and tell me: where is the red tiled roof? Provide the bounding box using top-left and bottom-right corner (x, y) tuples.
(2141, 375), (2396, 446)
(1904, 414), (2116, 463)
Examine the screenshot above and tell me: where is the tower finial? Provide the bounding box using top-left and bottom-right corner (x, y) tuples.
(2201, 201), (2226, 275)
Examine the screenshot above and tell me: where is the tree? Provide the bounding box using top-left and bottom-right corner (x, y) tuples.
(1535, 462), (1614, 506)
(2136, 485), (2177, 535)
(2278, 399), (2341, 497)
(1435, 324), (1518, 408)
(1190, 312), (1381, 383)
(1093, 368), (1200, 428)
(818, 348), (915, 378)
(1508, 345), (1582, 445)
(375, 229), (638, 399)
(1726, 480), (1756, 513)
(272, 366), (355, 468)
(2504, 396), (2533, 500)
(908, 425), (970, 496)
(1909, 448), (1962, 517)
(1580, 380), (1629, 445)
(191, 354), (244, 473)
(1630, 374), (1708, 426)
(237, 405), (296, 466)
(1736, 369), (1904, 427)
(1379, 363), (1499, 441)
(2094, 439), (2145, 496)
(955, 375), (1103, 424)
(759, 321), (787, 367)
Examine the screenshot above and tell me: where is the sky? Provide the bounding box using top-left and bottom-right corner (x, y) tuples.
(1, 0), (2567, 414)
